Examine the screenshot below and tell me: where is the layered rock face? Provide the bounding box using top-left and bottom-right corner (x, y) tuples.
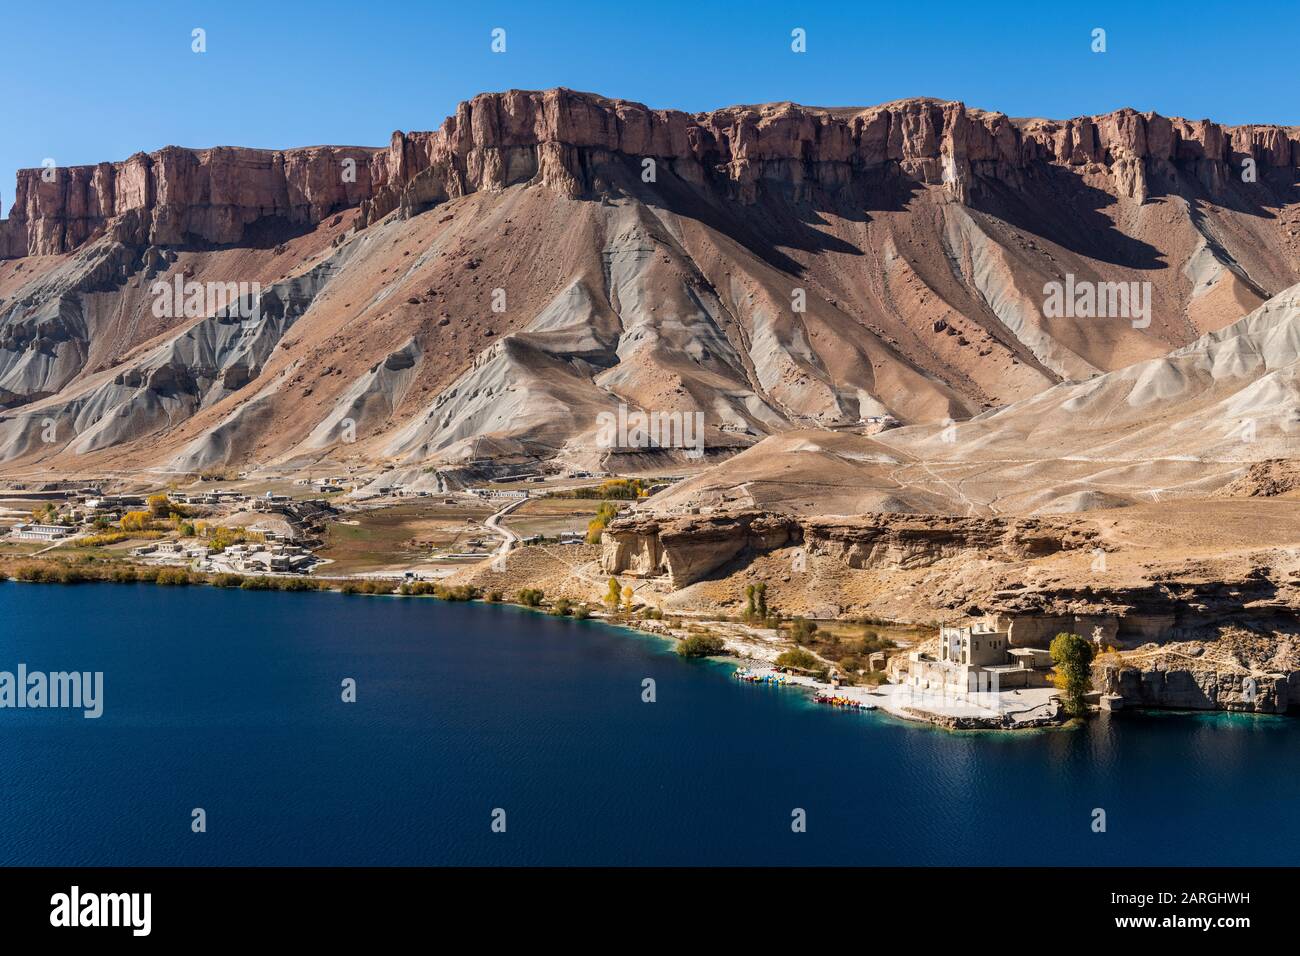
(363, 90), (1300, 220)
(601, 507), (1300, 632)
(1105, 664), (1296, 713)
(7, 88), (1298, 258)
(3, 88), (1299, 478)
(600, 510), (1095, 588)
(0, 145), (379, 257)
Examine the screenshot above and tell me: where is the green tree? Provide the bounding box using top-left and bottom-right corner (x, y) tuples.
(517, 588), (544, 607)
(790, 617), (817, 643)
(606, 576), (622, 608)
(677, 634), (726, 658)
(745, 584), (757, 618)
(1050, 632), (1095, 717)
(775, 648), (820, 670)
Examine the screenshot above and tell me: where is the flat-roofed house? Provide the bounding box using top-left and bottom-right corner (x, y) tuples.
(894, 615), (1051, 694)
(9, 523), (71, 541)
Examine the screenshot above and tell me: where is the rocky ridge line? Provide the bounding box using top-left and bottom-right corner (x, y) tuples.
(5, 89), (1298, 258)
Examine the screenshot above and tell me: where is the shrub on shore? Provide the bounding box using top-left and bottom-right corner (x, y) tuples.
(13, 562), (90, 584)
(278, 577), (320, 592)
(774, 648), (821, 671)
(12, 563), (46, 583)
(398, 581), (480, 600)
(235, 575), (321, 592)
(0, 558), (340, 596)
(790, 618), (818, 643)
(154, 568), (193, 586)
(341, 579), (397, 595)
(438, 584), (480, 601)
(677, 634), (727, 658)
(516, 588), (544, 607)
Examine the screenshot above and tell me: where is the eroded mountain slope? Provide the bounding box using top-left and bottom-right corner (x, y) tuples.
(2, 89), (1298, 481)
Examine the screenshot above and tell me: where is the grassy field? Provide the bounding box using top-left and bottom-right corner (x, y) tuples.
(783, 619), (929, 682)
(500, 498), (618, 539)
(46, 536), (160, 560)
(316, 501), (496, 574)
(0, 539), (48, 558)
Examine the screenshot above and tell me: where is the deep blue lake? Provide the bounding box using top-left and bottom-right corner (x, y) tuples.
(1, 581), (1297, 866)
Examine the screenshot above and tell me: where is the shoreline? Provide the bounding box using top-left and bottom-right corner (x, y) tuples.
(1, 568), (1293, 730)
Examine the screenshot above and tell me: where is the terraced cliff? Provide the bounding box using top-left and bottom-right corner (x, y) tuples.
(2, 88), (1299, 479)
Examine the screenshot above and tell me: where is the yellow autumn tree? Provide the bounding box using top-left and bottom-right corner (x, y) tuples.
(120, 510), (151, 532)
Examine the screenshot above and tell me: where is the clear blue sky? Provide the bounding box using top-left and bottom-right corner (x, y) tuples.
(4, 0), (1297, 214)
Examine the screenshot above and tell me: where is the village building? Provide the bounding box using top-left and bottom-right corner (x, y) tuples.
(893, 615), (1052, 694)
(84, 495), (145, 512)
(468, 488), (529, 500)
(9, 523), (72, 541)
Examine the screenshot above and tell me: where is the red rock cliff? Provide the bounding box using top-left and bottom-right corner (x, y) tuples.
(5, 88), (1298, 258)
(0, 144), (380, 257)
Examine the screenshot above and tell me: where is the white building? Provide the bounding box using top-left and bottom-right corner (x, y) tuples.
(895, 615), (1042, 693)
(9, 523), (71, 541)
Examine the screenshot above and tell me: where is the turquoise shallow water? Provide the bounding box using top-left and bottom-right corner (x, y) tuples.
(1, 581), (1297, 866)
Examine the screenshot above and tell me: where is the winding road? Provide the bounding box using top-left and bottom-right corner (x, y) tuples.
(484, 496), (528, 559)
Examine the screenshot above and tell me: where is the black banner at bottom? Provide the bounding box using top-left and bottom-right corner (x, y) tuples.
(0, 866), (1285, 941)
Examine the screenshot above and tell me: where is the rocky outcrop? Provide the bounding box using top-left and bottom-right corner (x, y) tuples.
(8, 89), (1299, 258)
(0, 145), (379, 257)
(1213, 459), (1300, 498)
(901, 703), (1063, 730)
(361, 91), (1300, 221)
(601, 509), (1096, 588)
(989, 566), (1300, 641)
(1102, 662), (1296, 714)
